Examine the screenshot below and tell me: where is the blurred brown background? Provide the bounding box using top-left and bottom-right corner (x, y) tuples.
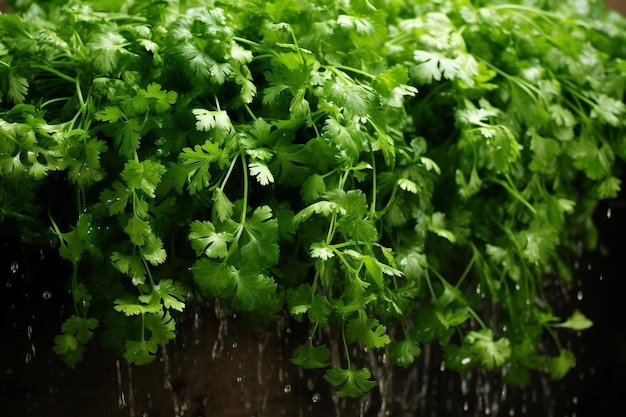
(608, 0), (626, 13)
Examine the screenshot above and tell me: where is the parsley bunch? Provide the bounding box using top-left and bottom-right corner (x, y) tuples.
(1, 0), (624, 398)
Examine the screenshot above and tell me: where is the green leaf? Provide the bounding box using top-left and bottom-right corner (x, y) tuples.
(548, 350), (575, 380)
(179, 142), (227, 194)
(124, 339), (157, 365)
(593, 176), (621, 199)
(567, 138), (614, 180)
(465, 329), (511, 370)
(122, 159), (166, 198)
(231, 270), (277, 312)
(114, 296), (161, 316)
(553, 310), (593, 331)
(213, 188), (235, 222)
(427, 212), (456, 243)
(293, 201), (346, 225)
(287, 284), (312, 317)
(124, 216), (152, 246)
(95, 106), (124, 123)
(309, 294), (332, 325)
(239, 205), (280, 268)
(139, 279), (186, 312)
(192, 108), (232, 139)
(141, 235), (167, 266)
(322, 117), (363, 159)
(291, 342), (330, 369)
(88, 31), (129, 74)
(145, 311), (177, 344)
(189, 220), (234, 259)
(249, 161), (275, 185)
(56, 315), (98, 350)
(310, 242), (335, 260)
(100, 182), (131, 215)
(345, 316), (391, 349)
(191, 259), (237, 298)
(324, 365), (377, 398)
(455, 168), (482, 199)
(111, 251), (146, 286)
(389, 337), (422, 368)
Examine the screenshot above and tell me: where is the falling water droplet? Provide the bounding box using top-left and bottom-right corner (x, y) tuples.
(236, 376), (243, 383)
(283, 384), (292, 394)
(607, 208), (612, 219)
(463, 401), (469, 411)
(10, 262), (19, 274)
(312, 393), (321, 403)
(577, 291), (583, 301)
(232, 342), (238, 349)
(42, 291), (52, 300)
(509, 408), (515, 416)
(116, 360), (127, 409)
(440, 361), (446, 371)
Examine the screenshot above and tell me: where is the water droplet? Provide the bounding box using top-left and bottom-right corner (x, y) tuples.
(312, 393), (321, 403)
(10, 262), (19, 274)
(232, 342), (238, 348)
(6, 280), (12, 289)
(607, 208), (612, 219)
(572, 396), (578, 405)
(461, 357), (471, 365)
(463, 401), (469, 411)
(509, 409), (515, 416)
(236, 376), (243, 383)
(440, 361), (446, 371)
(283, 384), (292, 394)
(39, 249), (44, 260)
(577, 291), (583, 301)
(42, 291), (52, 300)
(306, 378), (315, 391)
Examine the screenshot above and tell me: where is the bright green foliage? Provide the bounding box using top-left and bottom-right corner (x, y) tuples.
(324, 365), (378, 398)
(53, 315), (99, 366)
(2, 0), (625, 399)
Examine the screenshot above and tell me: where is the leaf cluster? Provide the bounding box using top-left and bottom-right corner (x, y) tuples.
(1, 0), (623, 398)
